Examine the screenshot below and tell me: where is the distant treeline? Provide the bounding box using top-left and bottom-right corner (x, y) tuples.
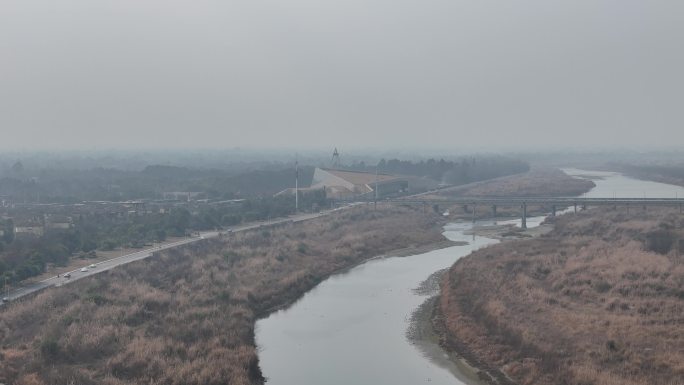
(0, 156), (529, 203)
(348, 156), (530, 185)
(0, 163), (314, 203)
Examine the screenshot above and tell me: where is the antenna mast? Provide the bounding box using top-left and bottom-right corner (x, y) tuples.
(331, 148), (340, 169)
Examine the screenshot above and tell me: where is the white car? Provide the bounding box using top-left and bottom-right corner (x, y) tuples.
(89, 264), (97, 269)
(80, 267), (88, 272)
(2, 297), (8, 303)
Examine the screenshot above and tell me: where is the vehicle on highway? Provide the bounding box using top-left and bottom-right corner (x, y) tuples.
(80, 267), (88, 272)
(89, 264), (97, 268)
(64, 273), (71, 278)
(2, 297), (9, 303)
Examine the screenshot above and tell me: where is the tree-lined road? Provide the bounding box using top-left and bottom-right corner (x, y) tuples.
(1, 210), (330, 305)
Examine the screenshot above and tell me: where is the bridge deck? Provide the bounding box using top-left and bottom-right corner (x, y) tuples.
(385, 197), (684, 206)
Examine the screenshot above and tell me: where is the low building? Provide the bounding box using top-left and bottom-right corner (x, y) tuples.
(45, 214), (73, 230)
(163, 192), (202, 201)
(15, 225), (44, 237)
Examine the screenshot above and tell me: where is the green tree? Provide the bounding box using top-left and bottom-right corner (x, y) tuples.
(3, 219), (14, 244)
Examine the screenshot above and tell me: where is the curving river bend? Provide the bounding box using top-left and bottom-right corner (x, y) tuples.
(256, 169), (684, 385)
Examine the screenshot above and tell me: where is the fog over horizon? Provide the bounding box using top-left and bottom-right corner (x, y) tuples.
(1, 0), (683, 150)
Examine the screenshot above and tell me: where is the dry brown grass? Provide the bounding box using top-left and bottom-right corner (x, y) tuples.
(0, 206), (445, 385)
(439, 207), (684, 385)
(422, 167), (594, 200)
(458, 168), (595, 197)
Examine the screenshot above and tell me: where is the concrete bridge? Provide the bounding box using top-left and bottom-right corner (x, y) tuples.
(378, 197), (684, 228)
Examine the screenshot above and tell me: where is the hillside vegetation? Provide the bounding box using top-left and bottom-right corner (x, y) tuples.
(438, 207), (684, 385)
(0, 206), (444, 385)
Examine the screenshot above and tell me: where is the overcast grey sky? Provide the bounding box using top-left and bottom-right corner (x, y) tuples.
(1, 0), (682, 150)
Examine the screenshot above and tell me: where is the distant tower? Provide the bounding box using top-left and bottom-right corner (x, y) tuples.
(331, 148), (341, 169)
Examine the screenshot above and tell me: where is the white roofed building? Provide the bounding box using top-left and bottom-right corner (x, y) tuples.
(310, 168), (408, 200)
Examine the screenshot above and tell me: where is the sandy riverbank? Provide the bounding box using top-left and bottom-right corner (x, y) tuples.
(407, 268), (491, 385)
(407, 220), (554, 385)
(464, 221), (553, 240)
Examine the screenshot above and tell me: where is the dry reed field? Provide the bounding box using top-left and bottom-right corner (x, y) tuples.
(432, 168), (595, 198)
(438, 207), (684, 385)
(0, 206), (444, 385)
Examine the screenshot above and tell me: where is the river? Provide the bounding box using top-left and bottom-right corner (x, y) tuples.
(255, 169), (684, 385)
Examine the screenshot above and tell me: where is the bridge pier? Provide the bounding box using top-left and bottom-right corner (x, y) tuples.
(394, 198), (684, 219)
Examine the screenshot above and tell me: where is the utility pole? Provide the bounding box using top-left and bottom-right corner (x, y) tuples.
(472, 204), (476, 223)
(374, 165), (379, 211)
(295, 156), (299, 214)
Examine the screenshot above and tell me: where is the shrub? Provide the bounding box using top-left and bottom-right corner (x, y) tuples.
(40, 338), (60, 358)
(645, 229), (675, 254)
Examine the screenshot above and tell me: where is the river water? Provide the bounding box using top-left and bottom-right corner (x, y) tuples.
(255, 169), (684, 385)
(562, 168), (684, 199)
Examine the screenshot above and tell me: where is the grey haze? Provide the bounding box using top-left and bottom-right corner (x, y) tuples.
(1, 0), (682, 150)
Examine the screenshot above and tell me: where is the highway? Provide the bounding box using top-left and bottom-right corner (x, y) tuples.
(1, 210), (330, 305)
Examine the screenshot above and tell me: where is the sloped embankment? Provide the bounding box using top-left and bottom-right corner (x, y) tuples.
(438, 207), (684, 385)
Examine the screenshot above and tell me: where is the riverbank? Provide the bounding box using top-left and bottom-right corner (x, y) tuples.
(408, 296), (492, 385)
(408, 220), (553, 385)
(0, 206), (446, 385)
(464, 222), (553, 240)
(437, 207), (684, 385)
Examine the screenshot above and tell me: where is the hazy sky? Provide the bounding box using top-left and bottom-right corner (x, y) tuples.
(1, 0), (682, 150)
